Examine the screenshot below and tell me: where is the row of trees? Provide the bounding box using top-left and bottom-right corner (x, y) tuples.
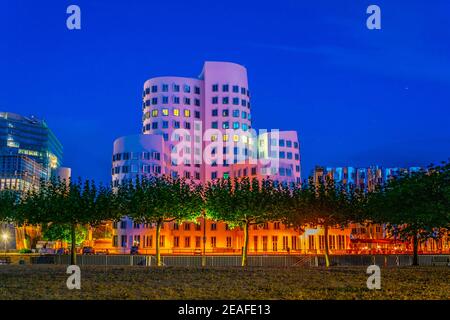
(0, 162), (449, 267)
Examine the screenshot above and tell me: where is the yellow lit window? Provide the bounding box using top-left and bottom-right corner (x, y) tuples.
(223, 134), (228, 142)
(184, 109), (191, 117)
(162, 109), (169, 116)
(173, 109), (180, 116)
(152, 109), (158, 117)
(233, 135), (239, 142)
(211, 135), (217, 142)
(241, 136), (248, 143)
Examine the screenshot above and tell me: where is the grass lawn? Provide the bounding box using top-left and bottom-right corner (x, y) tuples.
(0, 265), (448, 300)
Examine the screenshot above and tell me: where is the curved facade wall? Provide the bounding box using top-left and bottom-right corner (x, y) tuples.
(110, 61), (303, 253)
(112, 134), (165, 187)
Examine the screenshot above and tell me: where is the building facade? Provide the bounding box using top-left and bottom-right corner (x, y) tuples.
(0, 112), (64, 250)
(108, 61), (306, 254)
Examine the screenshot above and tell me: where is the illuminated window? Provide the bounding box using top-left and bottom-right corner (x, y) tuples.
(173, 236), (180, 248)
(162, 109), (169, 116)
(223, 134), (228, 142)
(233, 135), (239, 142)
(184, 109), (190, 117)
(211, 135), (217, 142)
(272, 236), (278, 251)
(152, 109), (158, 117)
(226, 237), (232, 248)
(173, 109), (180, 116)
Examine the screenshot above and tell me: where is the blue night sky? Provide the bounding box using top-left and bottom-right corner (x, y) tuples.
(1, 0), (449, 184)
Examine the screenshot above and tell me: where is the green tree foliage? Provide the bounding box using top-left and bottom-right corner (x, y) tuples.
(0, 189), (17, 224)
(117, 175), (203, 266)
(205, 177), (278, 266)
(18, 178), (117, 264)
(367, 162), (450, 265)
(41, 223), (87, 245)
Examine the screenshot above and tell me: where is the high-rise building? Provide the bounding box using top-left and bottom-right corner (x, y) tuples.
(0, 112), (64, 250)
(0, 112), (63, 183)
(110, 61), (303, 254)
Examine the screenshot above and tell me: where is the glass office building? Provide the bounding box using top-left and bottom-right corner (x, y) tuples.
(0, 112), (63, 250)
(0, 112), (63, 183)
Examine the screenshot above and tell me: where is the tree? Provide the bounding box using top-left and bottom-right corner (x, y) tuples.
(288, 177), (353, 267)
(367, 162), (450, 265)
(0, 189), (17, 224)
(41, 223), (87, 246)
(18, 178), (116, 265)
(205, 177), (278, 267)
(118, 175), (202, 266)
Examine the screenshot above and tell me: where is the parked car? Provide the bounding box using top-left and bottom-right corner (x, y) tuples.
(82, 246), (95, 255)
(56, 248), (69, 255)
(130, 246), (139, 255)
(38, 248), (55, 255)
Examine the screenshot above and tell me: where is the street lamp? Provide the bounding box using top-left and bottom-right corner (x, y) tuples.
(2, 233), (8, 257)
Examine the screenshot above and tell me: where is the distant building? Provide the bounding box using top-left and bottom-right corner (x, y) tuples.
(313, 165), (424, 191)
(0, 112), (64, 250)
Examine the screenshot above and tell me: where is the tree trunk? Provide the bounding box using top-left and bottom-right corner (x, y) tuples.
(241, 221), (249, 267)
(202, 211), (206, 267)
(70, 223), (77, 265)
(156, 220), (162, 267)
(412, 233), (419, 266)
(324, 224), (330, 267)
